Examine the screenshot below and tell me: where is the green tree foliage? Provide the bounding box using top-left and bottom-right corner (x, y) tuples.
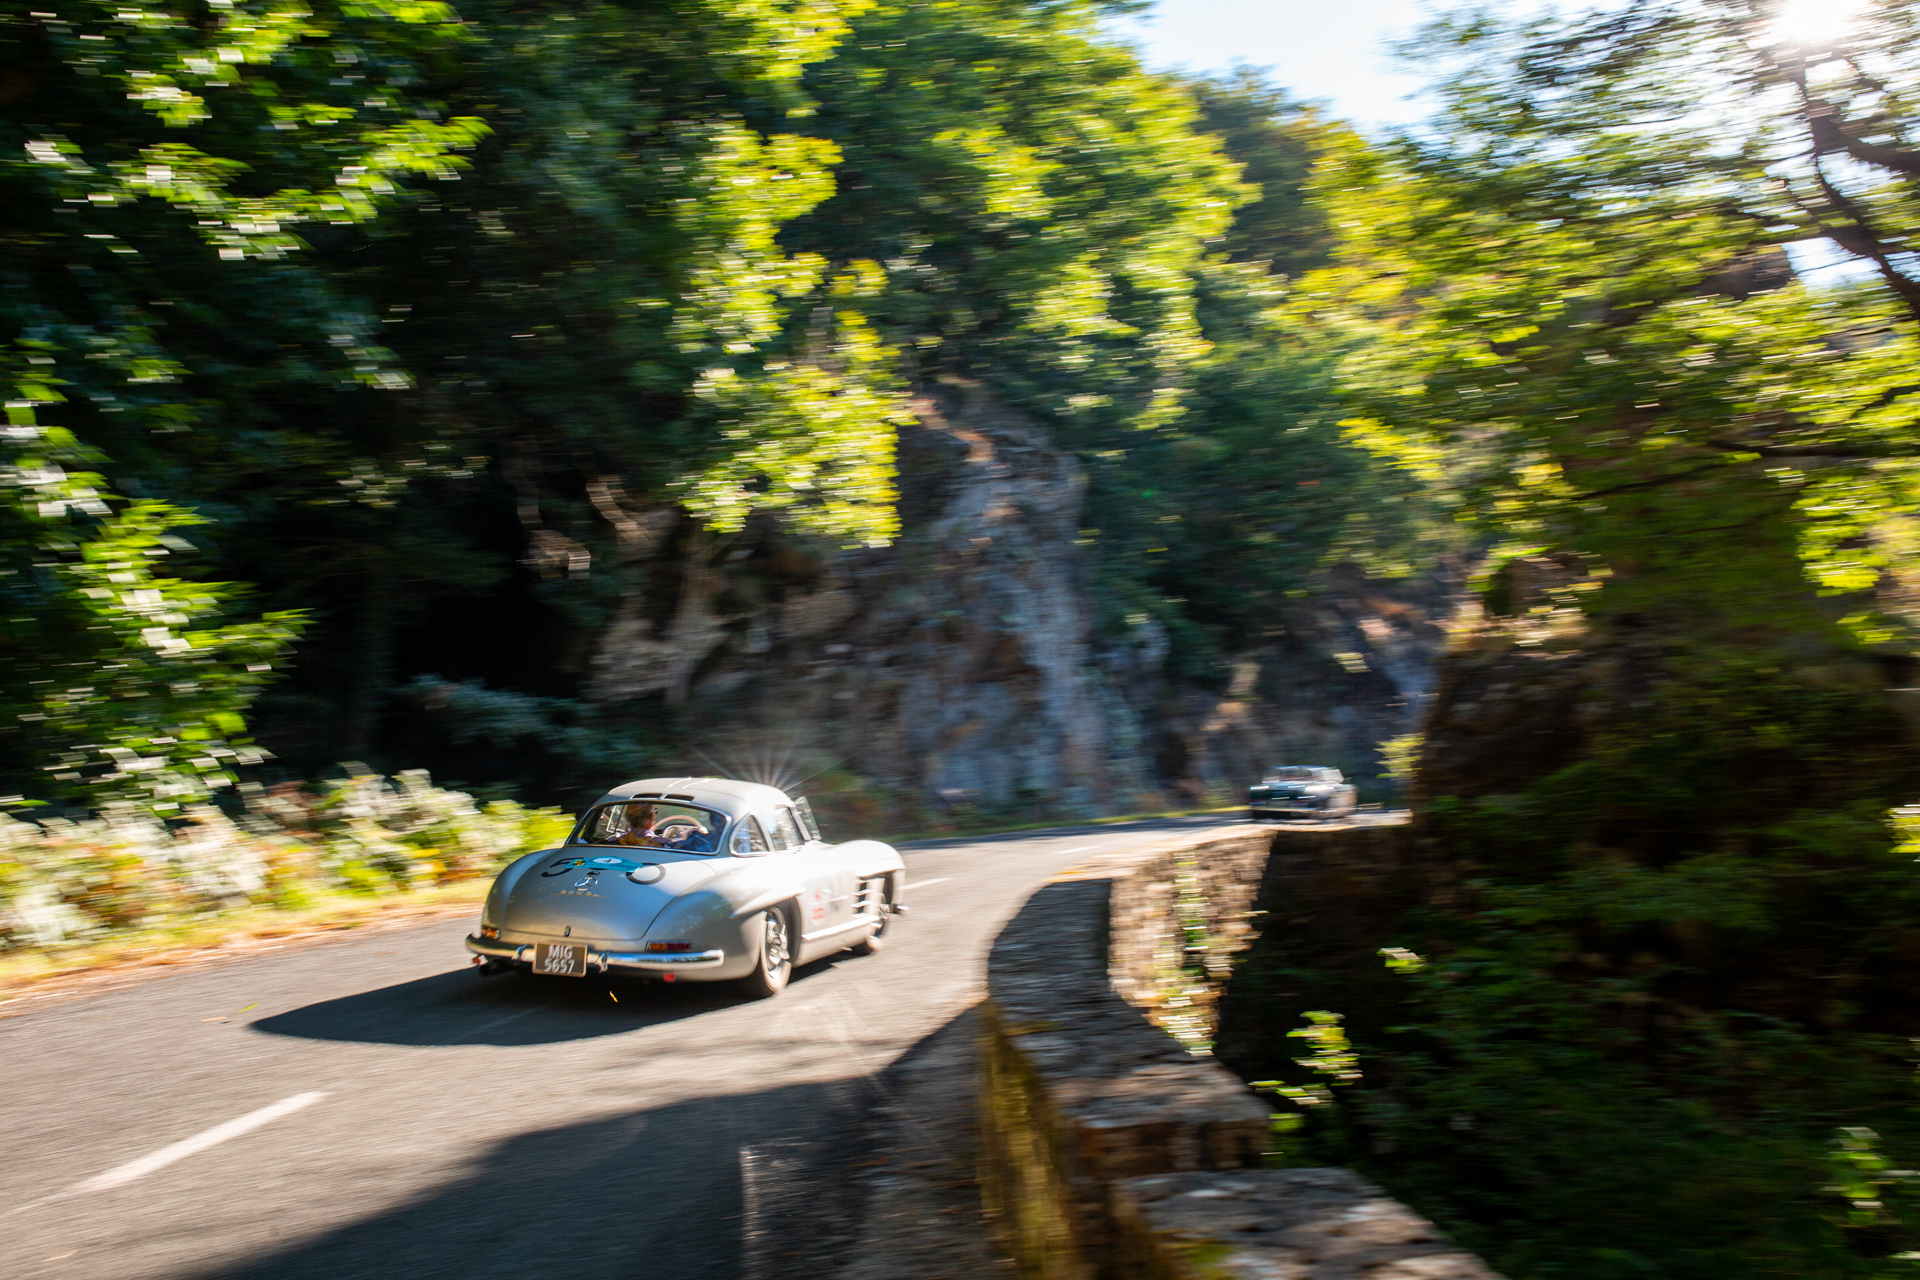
(1217, 4), (1920, 1277)
(0, 417), (299, 814)
(348, 0), (908, 543)
(793, 33), (1427, 672)
(792, 0), (1244, 434)
(226, 0), (917, 753)
(1319, 2), (1920, 637)
(2, 0), (1433, 779)
(1, 0), (916, 789)
(0, 0), (1443, 950)
(1106, 81), (1439, 669)
(1187, 69), (1337, 279)
(2, 0), (489, 806)
(788, 0), (1256, 674)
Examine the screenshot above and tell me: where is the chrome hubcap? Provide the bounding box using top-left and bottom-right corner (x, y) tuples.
(763, 910), (789, 975)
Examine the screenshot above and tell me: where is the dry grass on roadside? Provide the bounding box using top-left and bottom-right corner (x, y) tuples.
(0, 880), (488, 1006)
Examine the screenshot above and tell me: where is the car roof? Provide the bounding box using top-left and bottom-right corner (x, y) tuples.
(589, 776), (795, 819)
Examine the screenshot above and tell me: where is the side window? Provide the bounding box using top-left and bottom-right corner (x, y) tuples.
(749, 817), (771, 852)
(730, 820), (762, 856)
(760, 813), (791, 852)
(775, 808), (807, 848)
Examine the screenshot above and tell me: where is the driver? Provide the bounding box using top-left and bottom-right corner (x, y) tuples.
(648, 815), (712, 851)
(611, 803), (712, 851)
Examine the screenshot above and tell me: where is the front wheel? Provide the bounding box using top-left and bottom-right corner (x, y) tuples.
(738, 908), (792, 999)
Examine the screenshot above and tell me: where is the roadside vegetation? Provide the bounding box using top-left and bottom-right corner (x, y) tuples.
(1218, 3), (1920, 1277)
(6, 0), (1920, 1275)
(0, 767), (567, 965)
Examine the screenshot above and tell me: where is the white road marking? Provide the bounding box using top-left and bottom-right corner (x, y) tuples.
(1055, 845), (1098, 855)
(72, 1091), (329, 1193)
(904, 878), (950, 890)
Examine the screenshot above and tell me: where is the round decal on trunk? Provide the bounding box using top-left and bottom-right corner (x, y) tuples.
(627, 863), (665, 884)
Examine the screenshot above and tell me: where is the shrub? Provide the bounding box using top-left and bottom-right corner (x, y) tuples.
(0, 769), (569, 952)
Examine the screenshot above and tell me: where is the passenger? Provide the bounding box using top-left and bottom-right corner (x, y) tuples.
(597, 802), (716, 851)
(611, 803), (658, 847)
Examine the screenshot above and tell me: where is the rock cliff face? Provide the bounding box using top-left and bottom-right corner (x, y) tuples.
(1152, 563), (1464, 806)
(578, 386), (1466, 821)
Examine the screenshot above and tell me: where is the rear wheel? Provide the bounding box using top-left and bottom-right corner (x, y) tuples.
(738, 908), (792, 999)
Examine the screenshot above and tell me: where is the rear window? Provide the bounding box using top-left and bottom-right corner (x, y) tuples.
(572, 801), (726, 854)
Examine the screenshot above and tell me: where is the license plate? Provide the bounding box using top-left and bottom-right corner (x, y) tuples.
(534, 942), (589, 977)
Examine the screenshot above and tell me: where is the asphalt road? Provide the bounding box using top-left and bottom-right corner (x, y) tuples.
(0, 813), (1241, 1280)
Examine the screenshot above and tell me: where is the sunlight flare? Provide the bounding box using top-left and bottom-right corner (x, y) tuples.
(1772, 0), (1868, 48)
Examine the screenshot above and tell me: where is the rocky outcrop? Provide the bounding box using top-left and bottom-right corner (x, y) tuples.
(1155, 563), (1464, 807)
(575, 385), (1466, 819)
(577, 383), (1139, 817)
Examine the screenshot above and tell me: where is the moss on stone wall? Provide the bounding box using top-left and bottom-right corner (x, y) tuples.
(977, 999), (1095, 1280)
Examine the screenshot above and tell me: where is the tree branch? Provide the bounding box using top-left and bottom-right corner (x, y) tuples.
(1807, 101), (1920, 176)
(1794, 90), (1920, 327)
(1707, 437), (1920, 458)
(1576, 463), (1730, 499)
(1850, 384), (1920, 417)
(1808, 161), (1920, 327)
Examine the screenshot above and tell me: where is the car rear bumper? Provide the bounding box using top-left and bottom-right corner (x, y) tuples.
(465, 934), (725, 972)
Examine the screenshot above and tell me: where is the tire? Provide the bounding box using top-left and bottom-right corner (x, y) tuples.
(849, 877), (890, 956)
(738, 907), (793, 999)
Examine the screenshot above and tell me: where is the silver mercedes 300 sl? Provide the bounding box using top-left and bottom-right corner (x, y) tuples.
(464, 776), (906, 997)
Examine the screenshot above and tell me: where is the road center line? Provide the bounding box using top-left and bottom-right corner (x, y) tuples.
(72, 1091), (329, 1193)
(904, 878), (949, 890)
(1055, 845), (1098, 855)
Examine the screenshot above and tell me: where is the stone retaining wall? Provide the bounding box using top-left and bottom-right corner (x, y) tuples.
(1107, 828), (1273, 1054)
(979, 822), (1499, 1280)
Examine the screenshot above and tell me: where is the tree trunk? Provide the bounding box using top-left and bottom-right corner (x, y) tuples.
(341, 551), (393, 763)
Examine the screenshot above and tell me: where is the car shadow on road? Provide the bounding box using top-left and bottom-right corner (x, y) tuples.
(180, 1075), (871, 1280)
(188, 1008), (980, 1280)
(250, 960), (843, 1048)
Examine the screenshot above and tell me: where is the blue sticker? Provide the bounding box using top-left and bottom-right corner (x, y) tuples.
(544, 853), (641, 876)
